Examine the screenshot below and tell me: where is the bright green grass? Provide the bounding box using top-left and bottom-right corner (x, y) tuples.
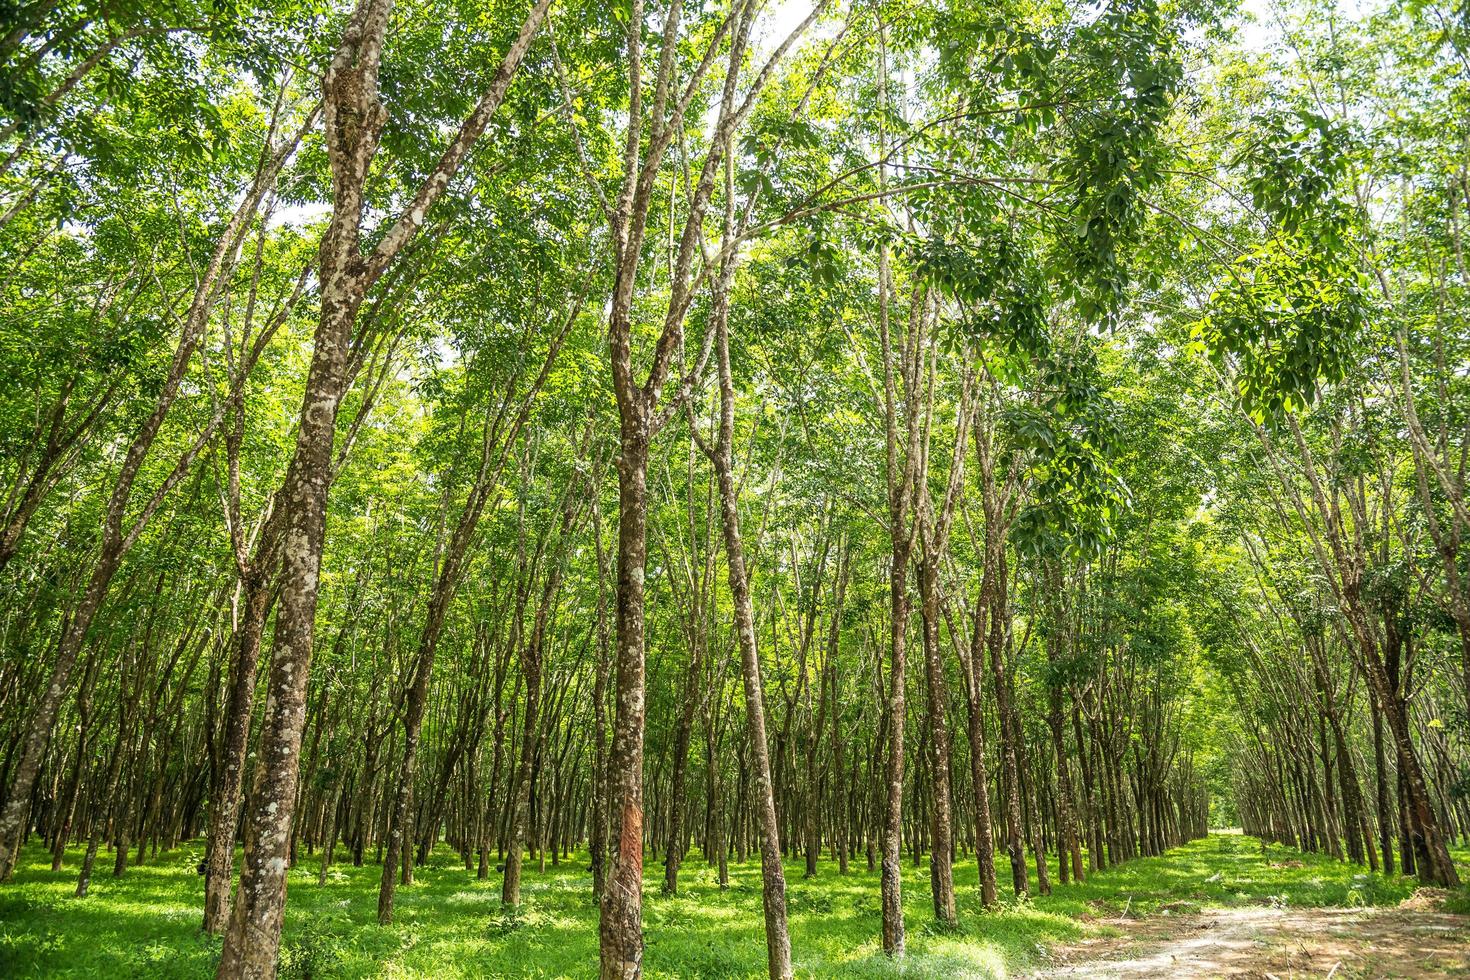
(0, 834), (1464, 978)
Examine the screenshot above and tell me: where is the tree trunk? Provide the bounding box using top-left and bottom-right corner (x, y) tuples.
(216, 293), (352, 976)
(661, 626), (704, 894)
(916, 556), (956, 925)
(205, 538), (278, 934)
(600, 427), (651, 980)
(988, 552), (1027, 897)
(699, 278), (793, 980)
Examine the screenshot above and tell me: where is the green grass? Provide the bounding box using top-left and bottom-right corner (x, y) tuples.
(0, 833), (1464, 978)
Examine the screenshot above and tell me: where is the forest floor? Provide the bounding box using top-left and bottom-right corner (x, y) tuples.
(0, 833), (1466, 978)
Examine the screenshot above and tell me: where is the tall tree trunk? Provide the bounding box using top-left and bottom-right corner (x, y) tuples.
(662, 619), (705, 894)
(1371, 706), (1394, 875)
(205, 522), (279, 934)
(601, 429), (651, 980)
(1047, 686), (1082, 884)
(962, 563), (999, 906)
(217, 289), (356, 976)
(76, 700), (129, 898)
(590, 500), (612, 898)
(708, 346), (793, 980)
(916, 556), (956, 925)
(215, 1), (551, 970)
(988, 551), (1027, 897)
(506, 497), (581, 905)
(377, 615), (440, 923)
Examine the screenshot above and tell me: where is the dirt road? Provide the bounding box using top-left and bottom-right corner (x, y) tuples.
(1032, 892), (1470, 978)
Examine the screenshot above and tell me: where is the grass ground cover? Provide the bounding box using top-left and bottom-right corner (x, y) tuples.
(0, 833), (1464, 978)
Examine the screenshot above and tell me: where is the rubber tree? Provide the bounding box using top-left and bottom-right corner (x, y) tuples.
(215, 0), (553, 972)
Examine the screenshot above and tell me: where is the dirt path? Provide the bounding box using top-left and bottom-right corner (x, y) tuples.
(1032, 893), (1470, 978)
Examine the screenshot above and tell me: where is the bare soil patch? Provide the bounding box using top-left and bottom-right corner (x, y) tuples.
(1032, 891), (1470, 978)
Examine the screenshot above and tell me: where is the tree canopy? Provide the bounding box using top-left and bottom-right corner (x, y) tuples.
(0, 0), (1467, 976)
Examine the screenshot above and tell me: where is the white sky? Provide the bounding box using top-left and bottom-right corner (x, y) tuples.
(1237, 0), (1382, 53)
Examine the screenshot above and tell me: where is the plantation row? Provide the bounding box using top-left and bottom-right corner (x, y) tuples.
(1, 0), (1468, 976)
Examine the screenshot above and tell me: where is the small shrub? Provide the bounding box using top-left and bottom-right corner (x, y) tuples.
(486, 905), (524, 937)
(278, 917), (348, 980)
(791, 892), (834, 914)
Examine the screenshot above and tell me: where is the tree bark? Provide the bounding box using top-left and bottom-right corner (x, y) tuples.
(215, 1), (550, 970)
(703, 308), (793, 980)
(204, 516), (280, 933)
(988, 550), (1028, 897)
(916, 556), (957, 925)
(600, 428), (651, 980)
